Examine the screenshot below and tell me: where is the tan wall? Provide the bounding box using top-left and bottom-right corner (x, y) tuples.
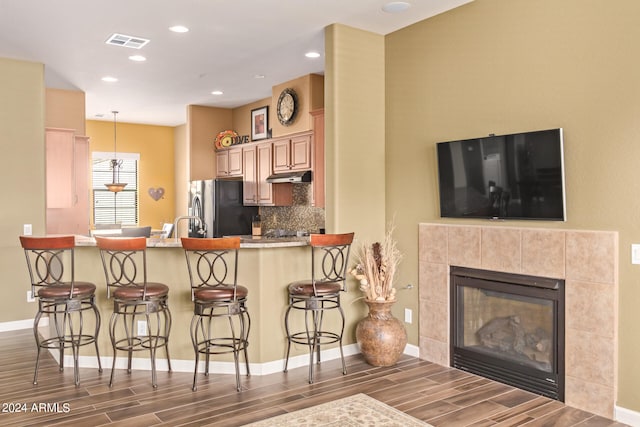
(324, 24), (387, 324)
(384, 0), (640, 412)
(45, 88), (86, 134)
(187, 105), (232, 181)
(325, 24), (386, 237)
(309, 73), (325, 111)
(0, 58), (45, 323)
(231, 97), (271, 141)
(85, 120), (176, 230)
(271, 74), (324, 137)
(187, 74), (325, 151)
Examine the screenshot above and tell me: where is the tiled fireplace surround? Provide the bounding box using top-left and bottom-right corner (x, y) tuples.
(418, 223), (618, 418)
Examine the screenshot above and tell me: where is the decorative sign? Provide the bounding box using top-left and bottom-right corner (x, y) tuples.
(214, 130), (249, 149)
(148, 187), (165, 201)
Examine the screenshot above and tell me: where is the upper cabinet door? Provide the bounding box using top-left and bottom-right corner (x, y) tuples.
(290, 133), (311, 170)
(272, 132), (311, 173)
(228, 147), (243, 176)
(216, 151), (229, 177)
(272, 139), (291, 173)
(256, 142), (274, 205)
(46, 128), (76, 208)
(216, 146), (243, 178)
(242, 146), (258, 205)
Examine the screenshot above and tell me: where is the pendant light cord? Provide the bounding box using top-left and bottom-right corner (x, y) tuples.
(112, 110), (118, 157)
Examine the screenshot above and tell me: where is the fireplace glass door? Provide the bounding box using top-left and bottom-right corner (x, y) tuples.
(450, 266), (564, 400)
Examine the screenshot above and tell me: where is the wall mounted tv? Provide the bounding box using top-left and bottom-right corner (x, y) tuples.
(436, 128), (566, 221)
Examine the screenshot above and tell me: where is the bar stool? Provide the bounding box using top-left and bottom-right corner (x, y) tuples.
(181, 237), (250, 392)
(19, 236), (102, 386)
(95, 236), (172, 388)
(283, 232), (354, 383)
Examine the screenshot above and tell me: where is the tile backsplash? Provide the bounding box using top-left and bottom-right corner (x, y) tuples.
(260, 184), (325, 234)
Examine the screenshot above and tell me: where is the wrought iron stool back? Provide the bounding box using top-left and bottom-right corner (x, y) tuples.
(284, 232), (354, 383)
(20, 235), (102, 386)
(95, 236), (172, 388)
(182, 237), (250, 391)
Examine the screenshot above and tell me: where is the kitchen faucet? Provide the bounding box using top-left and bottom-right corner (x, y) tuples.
(173, 215), (206, 238)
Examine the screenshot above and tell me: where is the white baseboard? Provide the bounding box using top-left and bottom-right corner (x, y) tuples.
(404, 343), (420, 357)
(615, 405), (640, 426)
(1, 317), (422, 374)
(0, 318), (47, 332)
(60, 343), (420, 377)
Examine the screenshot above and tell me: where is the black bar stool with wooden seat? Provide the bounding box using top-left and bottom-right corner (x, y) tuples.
(19, 235), (103, 386)
(95, 236), (172, 388)
(283, 232), (354, 383)
(181, 237), (250, 392)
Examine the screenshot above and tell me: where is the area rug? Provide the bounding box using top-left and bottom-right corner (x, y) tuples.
(242, 393), (431, 426)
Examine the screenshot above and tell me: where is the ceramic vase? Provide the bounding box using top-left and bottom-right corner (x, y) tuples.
(355, 299), (407, 366)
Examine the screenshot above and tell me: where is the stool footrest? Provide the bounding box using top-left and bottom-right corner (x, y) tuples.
(38, 334), (99, 349)
(112, 336), (170, 352)
(196, 337), (249, 355)
(287, 331), (341, 347)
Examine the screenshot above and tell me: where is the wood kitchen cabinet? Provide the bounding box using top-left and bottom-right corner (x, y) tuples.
(46, 128), (76, 208)
(215, 146), (243, 177)
(242, 145), (258, 205)
(243, 142), (292, 206)
(272, 132), (312, 173)
(45, 128), (90, 235)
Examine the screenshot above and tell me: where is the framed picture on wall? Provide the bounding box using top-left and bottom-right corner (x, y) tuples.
(251, 106), (269, 141)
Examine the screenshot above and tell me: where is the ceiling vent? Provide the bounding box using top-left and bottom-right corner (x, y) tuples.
(105, 33), (150, 49)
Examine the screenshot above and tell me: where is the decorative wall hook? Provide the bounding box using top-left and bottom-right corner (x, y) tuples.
(148, 187), (165, 201)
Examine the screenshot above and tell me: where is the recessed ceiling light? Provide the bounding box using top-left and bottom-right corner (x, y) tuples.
(101, 76), (118, 83)
(169, 25), (189, 33)
(305, 51), (321, 58)
(211, 90), (223, 96)
(129, 55), (146, 62)
(382, 1), (411, 13)
(254, 74), (265, 79)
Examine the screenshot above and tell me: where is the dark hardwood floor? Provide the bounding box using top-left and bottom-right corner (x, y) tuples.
(0, 329), (627, 426)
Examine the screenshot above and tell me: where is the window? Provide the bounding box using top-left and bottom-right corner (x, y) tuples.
(92, 152), (139, 225)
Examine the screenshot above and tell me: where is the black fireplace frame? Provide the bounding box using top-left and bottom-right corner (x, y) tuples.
(450, 266), (565, 401)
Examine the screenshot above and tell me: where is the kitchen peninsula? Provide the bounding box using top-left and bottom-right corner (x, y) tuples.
(71, 235), (363, 376)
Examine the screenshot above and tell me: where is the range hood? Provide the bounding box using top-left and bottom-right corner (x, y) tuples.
(265, 170), (312, 183)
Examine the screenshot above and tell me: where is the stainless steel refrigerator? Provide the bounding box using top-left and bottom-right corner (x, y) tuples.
(188, 179), (258, 237)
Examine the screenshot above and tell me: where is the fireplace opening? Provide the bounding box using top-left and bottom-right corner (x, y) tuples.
(450, 266), (565, 401)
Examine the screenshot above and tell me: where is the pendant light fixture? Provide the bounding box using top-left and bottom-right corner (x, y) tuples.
(105, 110), (127, 193)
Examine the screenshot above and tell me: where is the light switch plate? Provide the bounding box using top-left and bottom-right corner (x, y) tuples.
(23, 224), (32, 236)
(137, 320), (147, 336)
(632, 244), (640, 264)
(404, 308), (412, 324)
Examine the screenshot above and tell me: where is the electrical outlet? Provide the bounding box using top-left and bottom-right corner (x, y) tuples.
(26, 290), (35, 303)
(23, 224), (32, 236)
(137, 320), (148, 336)
(632, 244), (640, 264)
(404, 308), (412, 324)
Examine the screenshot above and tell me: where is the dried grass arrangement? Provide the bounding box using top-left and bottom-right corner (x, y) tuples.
(350, 228), (402, 302)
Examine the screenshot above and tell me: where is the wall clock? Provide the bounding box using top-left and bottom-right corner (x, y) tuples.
(276, 88), (297, 126)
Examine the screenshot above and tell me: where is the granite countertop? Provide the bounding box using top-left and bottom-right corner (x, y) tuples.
(74, 235), (309, 249)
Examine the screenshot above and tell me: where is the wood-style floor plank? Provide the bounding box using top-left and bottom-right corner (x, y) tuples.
(0, 329), (628, 427)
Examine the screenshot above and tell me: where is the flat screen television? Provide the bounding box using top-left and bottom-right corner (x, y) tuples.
(436, 128), (566, 221)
